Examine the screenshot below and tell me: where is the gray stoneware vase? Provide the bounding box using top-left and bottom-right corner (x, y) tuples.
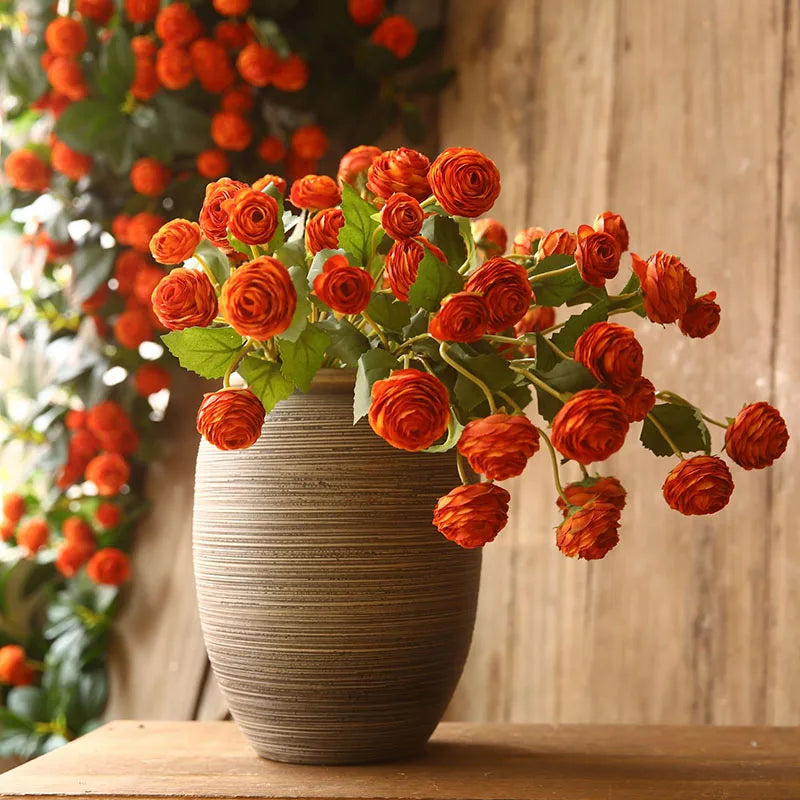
(192, 369), (482, 765)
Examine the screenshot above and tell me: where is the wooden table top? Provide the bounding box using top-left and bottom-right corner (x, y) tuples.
(0, 720), (798, 799)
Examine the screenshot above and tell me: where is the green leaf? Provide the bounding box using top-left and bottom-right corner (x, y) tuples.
(226, 231), (251, 258)
(424, 417), (464, 453)
(451, 351), (516, 413)
(407, 249), (463, 312)
(7, 687), (44, 722)
(365, 292), (411, 333)
(162, 327), (244, 379)
(529, 256), (592, 307)
(131, 105), (173, 163)
(152, 95), (212, 155)
(533, 331), (558, 373)
(273, 238), (306, 268)
(316, 318), (370, 367)
(193, 239), (230, 285)
(353, 349), (400, 423)
(608, 272), (645, 316)
(278, 324), (329, 392)
(262, 182), (285, 252)
(70, 244), (114, 303)
(640, 403), (712, 457)
(54, 101), (133, 166)
(238, 356), (294, 413)
(276, 266), (311, 343)
(428, 215), (466, 269)
(97, 29), (135, 102)
(551, 299), (609, 354)
(338, 182), (380, 265)
(532, 360), (597, 423)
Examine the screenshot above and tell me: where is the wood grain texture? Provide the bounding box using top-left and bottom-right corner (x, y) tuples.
(193, 371), (481, 764)
(2, 720), (800, 799)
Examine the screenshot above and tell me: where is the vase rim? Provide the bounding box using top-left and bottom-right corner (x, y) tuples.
(306, 367), (356, 394)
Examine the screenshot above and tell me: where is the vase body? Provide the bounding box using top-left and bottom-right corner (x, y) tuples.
(192, 370), (482, 765)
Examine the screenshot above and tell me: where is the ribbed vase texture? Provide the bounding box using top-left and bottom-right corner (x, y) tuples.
(192, 371), (482, 764)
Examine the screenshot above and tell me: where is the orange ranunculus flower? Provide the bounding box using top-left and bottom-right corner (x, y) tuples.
(4, 150), (51, 192)
(45, 16), (88, 57)
(381, 192), (424, 239)
(593, 211), (629, 252)
(724, 402), (789, 470)
(428, 147), (501, 218)
(210, 111), (252, 151)
(155, 2), (202, 45)
(433, 483), (511, 548)
(17, 518), (48, 555)
(367, 147), (430, 202)
(55, 540), (95, 577)
(47, 56), (88, 100)
(574, 224), (621, 287)
(132, 35), (157, 58)
(69, 428), (99, 461)
(221, 84), (254, 113)
(258, 136), (286, 163)
(556, 475), (627, 517)
(85, 453), (130, 496)
(618, 376), (655, 423)
(458, 413), (540, 481)
(224, 188), (279, 245)
(3, 493), (25, 523)
(96, 502), (121, 528)
(150, 219), (202, 265)
(512, 226), (546, 256)
(51, 139), (91, 181)
(62, 516), (95, 546)
(384, 237), (445, 302)
(0, 645), (35, 687)
(127, 211), (166, 253)
(87, 547), (131, 585)
(556, 501), (621, 560)
(370, 14), (417, 58)
(632, 250), (697, 325)
(573, 321), (643, 389)
(214, 0), (250, 16)
(464, 256), (532, 333)
(679, 291), (720, 338)
(662, 455), (734, 516)
(0, 519), (14, 541)
(199, 177), (248, 249)
(197, 149), (229, 179)
(134, 265), (165, 306)
(152, 268), (218, 330)
(551, 389), (629, 465)
(536, 228), (576, 260)
(236, 42), (277, 87)
(76, 0), (113, 24)
(130, 157), (170, 196)
(313, 254), (374, 315)
(155, 44), (194, 89)
(214, 20), (253, 49)
(193, 44), (236, 94)
(86, 401), (134, 449)
(131, 56), (159, 101)
(472, 218), (508, 259)
(114, 308), (153, 349)
(65, 409), (87, 431)
(220, 256), (297, 339)
(196, 388), (265, 450)
(514, 306), (555, 337)
(271, 53), (309, 91)
(305, 207), (344, 254)
(349, 0), (384, 25)
(126, 0), (159, 22)
(134, 364), (171, 396)
(114, 249), (148, 294)
(338, 145), (381, 186)
(252, 174), (287, 194)
(289, 174), (342, 211)
(429, 292), (489, 344)
(291, 125), (328, 160)
(369, 368), (450, 451)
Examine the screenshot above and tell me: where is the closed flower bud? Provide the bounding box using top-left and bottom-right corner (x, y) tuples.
(429, 291), (489, 343)
(724, 402), (789, 470)
(464, 256), (532, 333)
(367, 147), (430, 202)
(289, 175), (342, 211)
(291, 125), (328, 160)
(4, 150), (51, 192)
(313, 254), (373, 315)
(384, 237), (446, 302)
(17, 518), (49, 555)
(349, 0), (384, 26)
(556, 501), (621, 560)
(514, 306), (555, 339)
(224, 188), (279, 245)
(0, 645), (35, 686)
(305, 207), (344, 254)
(458, 413), (540, 480)
(381, 192), (425, 239)
(130, 157), (170, 196)
(85, 452), (131, 496)
(155, 44), (194, 90)
(127, 211), (166, 253)
(87, 547), (131, 585)
(45, 16), (88, 57)
(135, 364), (171, 396)
(56, 540), (95, 577)
(472, 218), (508, 258)
(556, 475), (627, 518)
(197, 149), (229, 179)
(199, 177), (248, 250)
(338, 145), (381, 186)
(47, 56), (88, 100)
(3, 493), (26, 523)
(433, 483), (511, 548)
(574, 224), (621, 287)
(428, 147), (501, 218)
(51, 140), (92, 181)
(252, 174), (287, 194)
(632, 251), (697, 324)
(618, 376), (656, 422)
(152, 268), (218, 330)
(271, 54), (308, 92)
(126, 0), (159, 23)
(662, 455), (734, 515)
(96, 502), (122, 528)
(537, 228), (577, 261)
(113, 308), (153, 349)
(573, 321), (643, 389)
(512, 226), (546, 256)
(196, 388), (265, 450)
(155, 2), (202, 45)
(679, 291), (721, 338)
(211, 111), (252, 151)
(593, 211), (629, 252)
(150, 219), (202, 265)
(236, 42), (277, 87)
(370, 15), (417, 58)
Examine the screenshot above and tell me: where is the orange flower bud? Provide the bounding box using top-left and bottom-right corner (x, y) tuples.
(211, 111), (252, 151)
(384, 237), (445, 302)
(199, 177), (248, 249)
(287, 153), (318, 182)
(85, 453), (130, 496)
(86, 401), (134, 452)
(134, 265), (165, 306)
(381, 192), (424, 239)
(574, 224), (621, 287)
(63, 516), (95, 546)
(433, 483), (511, 548)
(17, 518), (49, 555)
(367, 147), (430, 202)
(556, 475), (627, 518)
(220, 256), (297, 339)
(96, 502), (122, 528)
(114, 249), (149, 295)
(551, 389), (629, 465)
(135, 363), (171, 396)
(56, 540), (95, 577)
(252, 174), (287, 195)
(0, 519), (15, 542)
(289, 174), (342, 211)
(348, 0), (384, 25)
(131, 57), (159, 101)
(236, 42), (277, 87)
(152, 268), (218, 330)
(114, 308), (153, 349)
(125, 0), (159, 23)
(87, 547), (131, 585)
(258, 136), (286, 163)
(214, 20), (253, 49)
(556, 501), (620, 560)
(291, 125), (328, 160)
(45, 16), (88, 57)
(458, 413), (540, 480)
(47, 56), (88, 100)
(512, 226), (546, 256)
(196, 388), (265, 450)
(155, 44), (194, 90)
(593, 211), (629, 252)
(65, 409), (87, 431)
(632, 251), (697, 325)
(127, 211), (166, 253)
(429, 147), (501, 218)
(472, 218), (508, 258)
(428, 291), (489, 343)
(536, 228), (577, 259)
(0, 645), (35, 686)
(155, 2), (202, 45)
(213, 0), (250, 16)
(662, 455), (734, 516)
(221, 84), (253, 113)
(132, 35), (157, 58)
(338, 145), (381, 186)
(305, 207), (344, 254)
(618, 376), (655, 422)
(150, 219), (202, 265)
(573, 321), (643, 389)
(3, 493), (26, 523)
(197, 149), (229, 179)
(679, 291), (721, 338)
(312, 254), (374, 315)
(370, 15), (417, 59)
(76, 0), (113, 25)
(69, 428), (99, 461)
(130, 157), (170, 196)
(724, 402), (789, 470)
(368, 369), (450, 452)
(271, 54), (308, 92)
(464, 256), (533, 333)
(190, 47), (233, 92)
(4, 149), (51, 192)
(224, 188), (279, 245)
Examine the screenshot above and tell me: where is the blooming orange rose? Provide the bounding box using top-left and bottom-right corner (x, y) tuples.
(384, 237), (446, 302)
(429, 147), (501, 218)
(152, 268), (218, 330)
(214, 20), (253, 49)
(211, 111), (252, 151)
(63, 516), (95, 546)
(252, 174), (287, 194)
(45, 16), (88, 57)
(632, 251), (697, 324)
(224, 188), (279, 245)
(429, 291), (489, 343)
(76, 0), (113, 24)
(472, 218), (508, 259)
(155, 44), (194, 90)
(50, 140), (91, 180)
(87, 547), (131, 585)
(47, 56), (88, 100)
(305, 207), (344, 254)
(236, 42), (277, 87)
(556, 501), (621, 560)
(127, 211), (166, 253)
(381, 192), (425, 239)
(0, 645), (34, 687)
(126, 0), (159, 23)
(17, 518), (49, 555)
(114, 308), (152, 349)
(433, 483), (511, 548)
(130, 157), (170, 196)
(464, 256), (532, 333)
(196, 388), (265, 450)
(349, 0), (384, 25)
(197, 149), (229, 179)
(3, 493), (26, 523)
(662, 455), (734, 515)
(135, 363), (171, 396)
(536, 228), (576, 260)
(214, 0), (250, 15)
(114, 249), (148, 294)
(556, 475), (627, 517)
(289, 175), (342, 211)
(369, 369), (450, 451)
(96, 502), (122, 528)
(593, 211), (629, 253)
(271, 54), (308, 91)
(220, 256), (297, 339)
(56, 540), (95, 577)
(618, 376), (655, 422)
(573, 321), (643, 389)
(85, 453), (130, 496)
(150, 219), (202, 265)
(4, 149), (51, 192)
(551, 389), (629, 465)
(458, 413), (540, 480)
(574, 224), (621, 287)
(512, 226), (546, 256)
(291, 125), (328, 160)
(367, 147), (430, 202)
(724, 402), (789, 470)
(131, 56), (159, 100)
(155, 2), (202, 45)
(221, 84), (254, 113)
(679, 291), (721, 338)
(65, 409), (86, 431)
(370, 15), (417, 58)
(199, 177), (248, 249)
(313, 254), (374, 315)
(258, 136), (286, 163)
(338, 145), (381, 186)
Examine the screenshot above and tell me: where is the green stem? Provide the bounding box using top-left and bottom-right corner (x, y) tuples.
(249, 246), (261, 261)
(421, 196), (437, 209)
(485, 334), (525, 346)
(194, 254), (220, 290)
(529, 263), (577, 283)
(439, 342), (497, 413)
(609, 290), (641, 302)
(361, 310), (391, 351)
(223, 338), (255, 388)
(646, 411), (684, 459)
(497, 390), (524, 413)
(543, 337), (571, 361)
(396, 332), (432, 353)
(701, 413), (729, 429)
(456, 451), (470, 485)
(512, 366), (568, 403)
(608, 302), (644, 318)
(537, 426), (570, 506)
(367, 226), (384, 273)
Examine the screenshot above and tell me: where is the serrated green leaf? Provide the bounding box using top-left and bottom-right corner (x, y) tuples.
(162, 327), (244, 379)
(529, 257), (593, 307)
(338, 182), (380, 265)
(276, 265), (311, 343)
(640, 403), (712, 457)
(54, 101), (131, 163)
(353, 349), (400, 423)
(278, 324), (329, 392)
(239, 356), (294, 412)
(70, 245), (114, 304)
(365, 292), (411, 333)
(551, 299), (609, 354)
(451, 351), (516, 413)
(608, 271), (645, 316)
(192, 239), (230, 285)
(533, 331), (558, 372)
(407, 249), (463, 312)
(226, 231), (251, 257)
(316, 318), (370, 367)
(97, 29), (135, 102)
(429, 215), (466, 269)
(273, 238), (306, 268)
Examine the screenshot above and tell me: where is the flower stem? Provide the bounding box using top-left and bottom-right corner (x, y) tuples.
(529, 263), (577, 283)
(439, 342), (497, 413)
(361, 310), (391, 351)
(367, 227), (384, 273)
(701, 413), (729, 429)
(608, 302), (644, 318)
(543, 336), (572, 361)
(497, 390), (524, 413)
(224, 338), (255, 388)
(456, 451), (470, 485)
(194, 254), (220, 291)
(421, 196), (437, 209)
(537, 426), (570, 506)
(512, 366), (568, 403)
(646, 411), (684, 459)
